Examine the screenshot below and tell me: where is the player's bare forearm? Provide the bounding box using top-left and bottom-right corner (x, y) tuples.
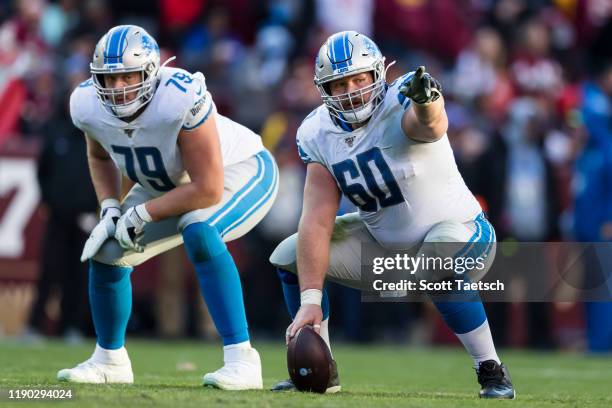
(296, 163), (341, 291)
(144, 114), (224, 221)
(144, 181), (223, 220)
(297, 220), (333, 291)
(120, 176), (135, 201)
(402, 96), (448, 142)
(86, 134), (121, 202)
(412, 95), (447, 128)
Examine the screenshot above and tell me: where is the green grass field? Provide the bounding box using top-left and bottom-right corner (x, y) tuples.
(1, 339), (611, 407)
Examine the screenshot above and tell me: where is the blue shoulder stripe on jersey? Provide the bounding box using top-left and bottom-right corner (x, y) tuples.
(396, 72), (415, 108)
(296, 139), (313, 164)
(182, 103), (213, 130)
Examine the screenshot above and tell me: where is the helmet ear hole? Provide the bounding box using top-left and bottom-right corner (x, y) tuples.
(145, 62), (154, 74)
(95, 74), (106, 87)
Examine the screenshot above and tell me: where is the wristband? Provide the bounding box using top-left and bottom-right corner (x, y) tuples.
(100, 198), (121, 219)
(135, 203), (153, 222)
(300, 289), (323, 306)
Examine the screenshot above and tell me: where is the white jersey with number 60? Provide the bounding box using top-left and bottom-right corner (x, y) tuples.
(295, 71), (482, 248)
(70, 66), (264, 197)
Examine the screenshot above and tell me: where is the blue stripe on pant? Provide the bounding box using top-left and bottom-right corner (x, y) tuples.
(432, 213), (494, 334)
(456, 212), (495, 261)
(208, 150), (278, 237)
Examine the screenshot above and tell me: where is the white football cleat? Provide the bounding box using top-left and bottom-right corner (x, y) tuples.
(202, 346), (263, 390)
(57, 344), (134, 384)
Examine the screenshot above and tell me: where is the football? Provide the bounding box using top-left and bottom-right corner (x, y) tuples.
(287, 325), (333, 393)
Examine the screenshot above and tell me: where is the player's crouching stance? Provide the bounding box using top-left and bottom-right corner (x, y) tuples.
(270, 31), (515, 399)
(56, 25), (278, 390)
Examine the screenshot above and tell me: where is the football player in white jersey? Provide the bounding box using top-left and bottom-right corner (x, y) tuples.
(56, 25), (279, 390)
(270, 31), (515, 398)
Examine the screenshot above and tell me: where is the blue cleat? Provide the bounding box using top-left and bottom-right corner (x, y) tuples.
(477, 360), (516, 399)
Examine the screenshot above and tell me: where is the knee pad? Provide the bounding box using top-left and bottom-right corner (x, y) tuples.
(182, 222), (226, 264)
(269, 234), (297, 272)
(93, 240), (132, 267)
(418, 221), (471, 277)
(422, 220), (495, 283)
(424, 221), (473, 243)
(277, 268), (298, 285)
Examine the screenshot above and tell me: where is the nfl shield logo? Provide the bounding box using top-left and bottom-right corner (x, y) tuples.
(344, 135), (355, 147)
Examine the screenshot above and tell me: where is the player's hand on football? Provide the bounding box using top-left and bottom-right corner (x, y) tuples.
(286, 304), (323, 345)
(399, 66), (442, 104)
(80, 199), (121, 262)
(114, 205), (150, 252)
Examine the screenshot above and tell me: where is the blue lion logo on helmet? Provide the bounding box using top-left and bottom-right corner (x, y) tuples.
(141, 34), (158, 56)
(362, 37), (379, 57)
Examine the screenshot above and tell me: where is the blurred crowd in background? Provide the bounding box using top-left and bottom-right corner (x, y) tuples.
(0, 0), (610, 352)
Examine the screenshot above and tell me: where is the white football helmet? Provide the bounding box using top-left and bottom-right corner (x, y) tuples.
(90, 25), (162, 118)
(314, 31), (390, 125)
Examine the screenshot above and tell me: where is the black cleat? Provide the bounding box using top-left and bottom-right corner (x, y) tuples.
(272, 359), (341, 393)
(477, 360), (516, 399)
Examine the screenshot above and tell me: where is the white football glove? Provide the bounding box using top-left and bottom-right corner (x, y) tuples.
(80, 198), (122, 262)
(114, 204), (152, 252)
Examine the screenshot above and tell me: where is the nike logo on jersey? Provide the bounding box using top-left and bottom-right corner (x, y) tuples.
(196, 84), (202, 96)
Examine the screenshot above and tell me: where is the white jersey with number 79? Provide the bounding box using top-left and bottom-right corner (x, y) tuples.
(70, 66), (264, 197)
